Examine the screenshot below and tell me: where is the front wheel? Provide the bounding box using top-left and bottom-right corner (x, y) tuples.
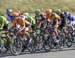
(66, 33), (73, 47)
(0, 37), (9, 54)
(43, 35), (51, 52)
(10, 37), (23, 56)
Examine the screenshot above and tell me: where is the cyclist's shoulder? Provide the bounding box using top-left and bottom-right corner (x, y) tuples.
(0, 16), (5, 18)
(52, 13), (60, 19)
(28, 16), (34, 19)
(0, 16), (7, 20)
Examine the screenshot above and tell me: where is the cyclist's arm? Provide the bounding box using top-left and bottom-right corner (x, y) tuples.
(38, 22), (42, 28)
(0, 19), (4, 29)
(25, 19), (31, 27)
(19, 19), (26, 31)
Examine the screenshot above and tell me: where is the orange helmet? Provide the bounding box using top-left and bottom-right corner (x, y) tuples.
(44, 9), (52, 14)
(15, 10), (21, 14)
(12, 12), (20, 17)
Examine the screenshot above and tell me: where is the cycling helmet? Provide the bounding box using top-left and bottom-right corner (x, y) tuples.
(12, 12), (20, 17)
(35, 9), (41, 14)
(68, 15), (74, 21)
(63, 11), (70, 17)
(15, 10), (21, 15)
(44, 9), (52, 14)
(23, 13), (29, 17)
(6, 9), (13, 15)
(53, 9), (61, 15)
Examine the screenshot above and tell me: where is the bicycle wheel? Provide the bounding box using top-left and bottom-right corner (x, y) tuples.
(0, 37), (9, 54)
(10, 36), (23, 56)
(35, 34), (43, 51)
(66, 33), (73, 47)
(43, 34), (51, 52)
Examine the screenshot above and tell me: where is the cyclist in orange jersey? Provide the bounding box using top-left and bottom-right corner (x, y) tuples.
(12, 14), (31, 41)
(44, 9), (61, 40)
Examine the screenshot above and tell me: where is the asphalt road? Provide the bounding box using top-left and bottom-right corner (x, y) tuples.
(1, 46), (75, 58)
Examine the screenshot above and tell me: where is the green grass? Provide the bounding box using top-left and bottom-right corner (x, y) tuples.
(0, 0), (75, 15)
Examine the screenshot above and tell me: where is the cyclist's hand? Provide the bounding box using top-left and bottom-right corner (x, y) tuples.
(18, 30), (22, 34)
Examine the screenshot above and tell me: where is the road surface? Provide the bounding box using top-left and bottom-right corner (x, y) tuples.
(1, 46), (75, 58)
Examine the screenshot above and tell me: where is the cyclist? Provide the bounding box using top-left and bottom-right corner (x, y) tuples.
(6, 9), (20, 22)
(44, 9), (60, 39)
(23, 13), (36, 30)
(34, 9), (46, 30)
(63, 11), (74, 32)
(6, 9), (14, 22)
(12, 13), (31, 41)
(0, 15), (9, 49)
(0, 15), (9, 31)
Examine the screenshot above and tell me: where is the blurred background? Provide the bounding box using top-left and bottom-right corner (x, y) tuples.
(0, 0), (75, 14)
